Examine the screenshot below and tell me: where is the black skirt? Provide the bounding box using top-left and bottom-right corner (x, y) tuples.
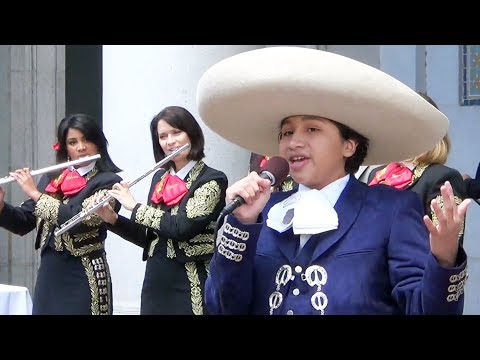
(32, 245), (112, 315)
(141, 254), (210, 315)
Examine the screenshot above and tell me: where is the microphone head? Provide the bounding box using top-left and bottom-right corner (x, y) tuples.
(260, 156), (290, 187)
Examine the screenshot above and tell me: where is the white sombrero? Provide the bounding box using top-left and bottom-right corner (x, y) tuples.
(196, 46), (449, 165)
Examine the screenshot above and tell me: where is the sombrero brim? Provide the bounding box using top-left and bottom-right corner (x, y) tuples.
(196, 46), (449, 165)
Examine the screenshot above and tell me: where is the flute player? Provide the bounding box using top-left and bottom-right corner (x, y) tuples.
(0, 113), (123, 315)
(94, 106), (228, 315)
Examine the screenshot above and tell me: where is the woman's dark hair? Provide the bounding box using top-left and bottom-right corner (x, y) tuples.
(332, 120), (369, 174)
(150, 106), (205, 168)
(56, 113), (122, 173)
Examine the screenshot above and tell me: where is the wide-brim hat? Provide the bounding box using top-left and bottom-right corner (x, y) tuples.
(196, 46), (449, 165)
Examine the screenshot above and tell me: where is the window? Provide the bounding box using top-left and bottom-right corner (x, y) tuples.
(460, 45), (480, 106)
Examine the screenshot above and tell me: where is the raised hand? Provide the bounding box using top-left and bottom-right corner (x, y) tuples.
(423, 181), (471, 267)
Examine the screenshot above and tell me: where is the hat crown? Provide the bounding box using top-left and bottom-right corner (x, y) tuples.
(197, 46), (448, 165)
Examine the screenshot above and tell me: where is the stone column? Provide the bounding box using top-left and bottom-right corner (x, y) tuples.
(0, 45), (65, 293)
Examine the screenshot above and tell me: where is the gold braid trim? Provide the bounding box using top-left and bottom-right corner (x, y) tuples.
(63, 232), (103, 256)
(190, 233), (213, 243)
(204, 258), (211, 276)
(184, 162), (204, 189)
(80, 253), (111, 315)
(81, 256), (100, 315)
(103, 256), (113, 314)
(186, 180), (221, 219)
(148, 234), (160, 257)
(81, 189), (113, 227)
(178, 241), (214, 257)
(71, 229), (100, 242)
(135, 204), (165, 229)
(166, 239), (176, 258)
(281, 177), (295, 192)
(34, 194), (61, 225)
(411, 163), (429, 184)
(184, 262), (203, 315)
(171, 206), (179, 216)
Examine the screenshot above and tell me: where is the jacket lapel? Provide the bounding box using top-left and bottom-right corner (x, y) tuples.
(310, 176), (367, 261)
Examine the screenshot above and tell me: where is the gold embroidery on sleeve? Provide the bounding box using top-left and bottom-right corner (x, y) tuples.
(81, 189), (112, 227)
(186, 180), (221, 219)
(34, 195), (61, 224)
(135, 204), (165, 229)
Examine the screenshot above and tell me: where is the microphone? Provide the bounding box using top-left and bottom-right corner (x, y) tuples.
(219, 156), (290, 218)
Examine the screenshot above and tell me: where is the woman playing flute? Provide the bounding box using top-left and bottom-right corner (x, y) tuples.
(95, 106), (228, 315)
(0, 113), (123, 315)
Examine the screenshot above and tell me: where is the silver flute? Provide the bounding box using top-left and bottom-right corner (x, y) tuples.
(0, 154), (102, 185)
(54, 143), (190, 237)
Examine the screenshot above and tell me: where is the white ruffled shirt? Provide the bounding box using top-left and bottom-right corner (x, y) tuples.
(266, 174), (350, 251)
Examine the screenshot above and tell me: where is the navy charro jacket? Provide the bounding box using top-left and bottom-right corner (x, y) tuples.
(205, 175), (467, 315)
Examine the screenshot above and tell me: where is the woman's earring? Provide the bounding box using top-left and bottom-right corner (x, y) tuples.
(67, 156), (71, 161)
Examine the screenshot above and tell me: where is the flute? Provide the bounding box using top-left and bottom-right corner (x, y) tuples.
(54, 143), (190, 237)
(0, 154), (102, 185)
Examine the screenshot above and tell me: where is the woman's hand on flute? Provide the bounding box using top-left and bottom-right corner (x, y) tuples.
(93, 191), (118, 225)
(9, 168), (42, 201)
(107, 181), (137, 211)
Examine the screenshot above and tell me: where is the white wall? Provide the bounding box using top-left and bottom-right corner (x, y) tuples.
(102, 45), (263, 314)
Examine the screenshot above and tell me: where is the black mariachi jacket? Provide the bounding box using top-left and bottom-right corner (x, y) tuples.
(109, 161), (228, 263)
(368, 163), (467, 244)
(0, 167), (122, 257)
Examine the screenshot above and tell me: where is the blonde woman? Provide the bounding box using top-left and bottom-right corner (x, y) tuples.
(369, 93), (467, 245)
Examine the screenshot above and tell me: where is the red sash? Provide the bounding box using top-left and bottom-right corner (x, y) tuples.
(151, 173), (188, 206)
(45, 169), (87, 196)
(368, 162), (413, 190)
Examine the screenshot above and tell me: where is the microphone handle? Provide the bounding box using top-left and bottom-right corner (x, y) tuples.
(219, 171), (275, 218)
(220, 196), (245, 218)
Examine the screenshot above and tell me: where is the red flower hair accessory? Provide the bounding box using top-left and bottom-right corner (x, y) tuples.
(52, 142), (60, 151)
